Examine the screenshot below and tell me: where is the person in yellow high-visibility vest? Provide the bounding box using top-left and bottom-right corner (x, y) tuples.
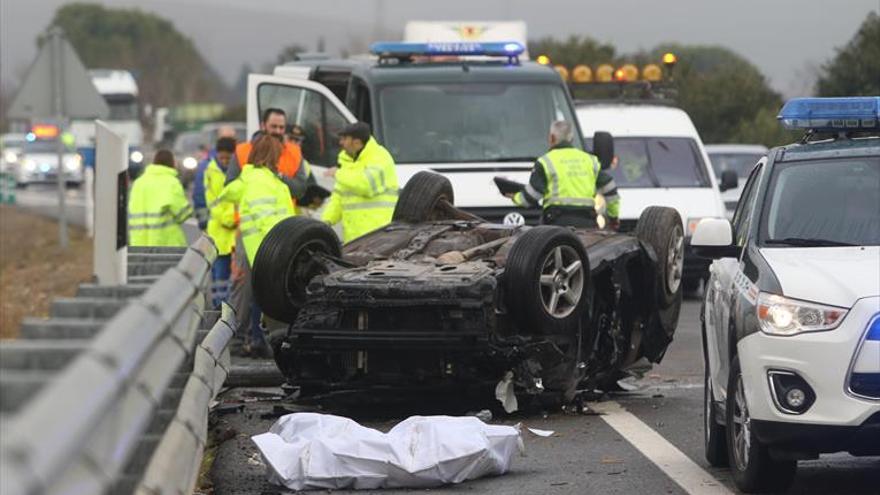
(204, 137), (237, 307)
(218, 135), (294, 356)
(322, 122), (398, 243)
(128, 149), (192, 246)
(507, 120), (620, 229)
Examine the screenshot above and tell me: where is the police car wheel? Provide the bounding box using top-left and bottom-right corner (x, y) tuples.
(505, 226), (590, 335)
(392, 171), (455, 223)
(253, 217), (341, 323)
(726, 356), (797, 493)
(635, 206), (684, 308)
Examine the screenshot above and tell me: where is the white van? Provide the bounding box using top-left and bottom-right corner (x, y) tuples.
(576, 102), (727, 292)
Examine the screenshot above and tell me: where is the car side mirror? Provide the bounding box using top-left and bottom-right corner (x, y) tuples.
(719, 170), (738, 192)
(592, 131), (614, 170)
(691, 218), (739, 259)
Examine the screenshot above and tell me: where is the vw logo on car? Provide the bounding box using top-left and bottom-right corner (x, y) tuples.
(503, 212), (525, 226)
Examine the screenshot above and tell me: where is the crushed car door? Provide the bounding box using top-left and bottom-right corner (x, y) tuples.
(708, 158), (765, 400)
(247, 75), (356, 176)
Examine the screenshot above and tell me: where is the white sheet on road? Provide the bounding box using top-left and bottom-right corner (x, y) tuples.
(252, 413), (523, 491)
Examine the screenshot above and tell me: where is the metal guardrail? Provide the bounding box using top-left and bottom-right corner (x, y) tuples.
(0, 236), (237, 495)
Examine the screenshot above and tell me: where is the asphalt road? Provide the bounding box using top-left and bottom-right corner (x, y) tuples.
(208, 301), (880, 495)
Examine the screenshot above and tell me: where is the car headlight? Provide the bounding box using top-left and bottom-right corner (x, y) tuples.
(65, 155), (82, 172)
(130, 150), (144, 164)
(22, 159), (37, 172)
(4, 151), (17, 164)
(182, 157), (198, 170)
(757, 292), (848, 336)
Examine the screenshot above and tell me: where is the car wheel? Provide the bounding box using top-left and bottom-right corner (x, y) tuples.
(726, 356), (797, 493)
(505, 226), (590, 335)
(392, 171), (455, 223)
(704, 362), (728, 466)
(252, 216), (341, 323)
(635, 206), (684, 308)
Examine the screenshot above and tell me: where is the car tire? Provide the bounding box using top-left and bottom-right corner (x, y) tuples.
(392, 171), (454, 223)
(726, 356), (797, 493)
(252, 216), (341, 323)
(505, 226), (590, 335)
(635, 206), (684, 308)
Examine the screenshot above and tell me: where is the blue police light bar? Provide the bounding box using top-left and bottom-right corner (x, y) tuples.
(778, 96), (880, 131)
(370, 41), (525, 58)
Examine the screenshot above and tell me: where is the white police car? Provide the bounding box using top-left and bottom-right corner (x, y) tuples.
(693, 97), (880, 493)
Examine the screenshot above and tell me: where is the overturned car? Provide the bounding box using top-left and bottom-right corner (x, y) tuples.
(253, 171), (684, 405)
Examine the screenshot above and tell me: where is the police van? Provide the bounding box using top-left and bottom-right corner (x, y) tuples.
(693, 97), (880, 493)
(246, 41), (585, 224)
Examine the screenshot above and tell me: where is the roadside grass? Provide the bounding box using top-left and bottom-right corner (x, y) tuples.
(0, 205), (93, 339)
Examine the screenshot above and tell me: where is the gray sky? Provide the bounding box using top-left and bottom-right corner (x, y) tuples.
(2, 0), (878, 99)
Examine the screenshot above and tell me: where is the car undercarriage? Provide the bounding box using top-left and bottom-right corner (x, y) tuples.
(254, 171), (684, 406)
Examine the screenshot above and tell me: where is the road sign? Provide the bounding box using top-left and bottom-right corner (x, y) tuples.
(6, 27), (110, 249)
(6, 29), (108, 120)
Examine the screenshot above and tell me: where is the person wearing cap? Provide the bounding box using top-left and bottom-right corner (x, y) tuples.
(322, 122), (399, 243)
(506, 120), (620, 229)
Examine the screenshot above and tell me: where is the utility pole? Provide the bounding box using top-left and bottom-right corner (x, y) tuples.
(49, 27), (69, 249)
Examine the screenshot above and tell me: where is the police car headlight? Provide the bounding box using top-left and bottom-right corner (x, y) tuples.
(4, 151), (17, 164)
(22, 159), (37, 172)
(182, 157), (198, 170)
(757, 293), (848, 336)
(130, 150), (144, 164)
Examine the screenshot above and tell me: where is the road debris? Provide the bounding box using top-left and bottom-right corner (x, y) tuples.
(252, 413), (522, 490)
(495, 371), (518, 413)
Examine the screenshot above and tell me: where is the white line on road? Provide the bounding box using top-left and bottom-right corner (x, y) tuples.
(590, 400), (732, 495)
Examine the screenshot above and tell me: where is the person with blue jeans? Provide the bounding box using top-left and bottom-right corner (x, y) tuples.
(204, 137), (237, 307)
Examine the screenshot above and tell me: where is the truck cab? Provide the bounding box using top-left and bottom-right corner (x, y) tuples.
(246, 41), (584, 223)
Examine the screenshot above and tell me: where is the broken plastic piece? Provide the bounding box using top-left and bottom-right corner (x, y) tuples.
(495, 371), (518, 413)
(526, 427), (555, 437)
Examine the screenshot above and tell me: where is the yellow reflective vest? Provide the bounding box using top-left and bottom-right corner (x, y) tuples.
(204, 159), (236, 255)
(321, 137), (398, 243)
(128, 164), (191, 247)
(220, 165), (294, 266)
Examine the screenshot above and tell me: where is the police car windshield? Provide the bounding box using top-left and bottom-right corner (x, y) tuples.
(378, 83), (581, 164)
(585, 137), (710, 188)
(761, 157), (880, 246)
(708, 153), (763, 178)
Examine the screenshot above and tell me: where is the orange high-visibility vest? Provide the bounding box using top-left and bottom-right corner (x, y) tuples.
(235, 141), (302, 178)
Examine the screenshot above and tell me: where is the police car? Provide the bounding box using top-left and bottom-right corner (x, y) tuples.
(693, 97), (880, 493)
(246, 41), (589, 225)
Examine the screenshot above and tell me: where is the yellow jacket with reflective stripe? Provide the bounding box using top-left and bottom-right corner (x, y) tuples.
(321, 137), (398, 243)
(221, 165), (294, 266)
(204, 159), (236, 255)
(536, 147), (600, 209)
(128, 164), (191, 247)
